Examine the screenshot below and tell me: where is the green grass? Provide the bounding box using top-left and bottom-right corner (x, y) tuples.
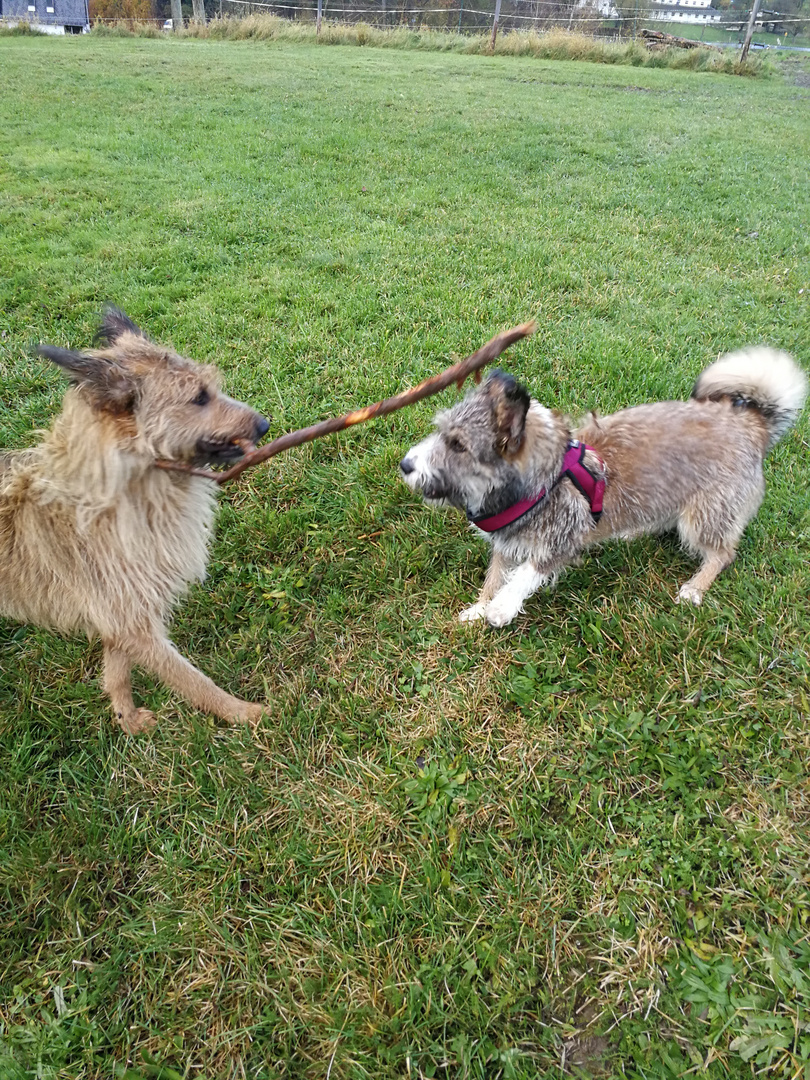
(662, 21), (810, 49)
(85, 16), (765, 74)
(1, 35), (809, 1080)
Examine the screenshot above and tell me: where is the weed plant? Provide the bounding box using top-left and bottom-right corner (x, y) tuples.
(0, 21), (44, 34)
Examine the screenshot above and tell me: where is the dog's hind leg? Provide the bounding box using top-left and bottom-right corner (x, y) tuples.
(127, 634), (265, 723)
(459, 549), (513, 623)
(675, 483), (763, 606)
(103, 644), (158, 734)
(676, 550), (735, 606)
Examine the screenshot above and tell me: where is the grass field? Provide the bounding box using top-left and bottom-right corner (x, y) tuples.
(658, 22), (810, 49)
(81, 17), (764, 75)
(1, 34), (809, 1080)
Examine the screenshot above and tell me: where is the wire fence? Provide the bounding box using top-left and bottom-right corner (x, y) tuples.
(80, 0), (809, 36)
(219, 0), (614, 32)
(210, 0), (808, 34)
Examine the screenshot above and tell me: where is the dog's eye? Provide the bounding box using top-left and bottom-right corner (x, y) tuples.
(446, 436), (466, 453)
(191, 388), (210, 407)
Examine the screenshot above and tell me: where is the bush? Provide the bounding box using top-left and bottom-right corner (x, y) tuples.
(0, 20), (45, 34)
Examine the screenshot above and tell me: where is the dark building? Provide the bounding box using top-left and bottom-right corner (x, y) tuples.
(1, 0), (90, 33)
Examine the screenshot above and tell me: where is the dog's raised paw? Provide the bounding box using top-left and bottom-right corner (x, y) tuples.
(459, 603), (486, 623)
(118, 708), (157, 735)
(677, 585), (703, 606)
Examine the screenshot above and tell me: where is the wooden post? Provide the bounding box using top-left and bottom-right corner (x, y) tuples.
(170, 0), (183, 28)
(740, 0), (762, 59)
(316, 0), (322, 32)
(489, 0), (501, 48)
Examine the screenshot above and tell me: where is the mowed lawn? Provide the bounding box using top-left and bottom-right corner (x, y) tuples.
(1, 35), (809, 1079)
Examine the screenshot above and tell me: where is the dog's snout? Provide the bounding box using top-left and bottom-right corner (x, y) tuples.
(255, 415), (270, 440)
(400, 457), (415, 476)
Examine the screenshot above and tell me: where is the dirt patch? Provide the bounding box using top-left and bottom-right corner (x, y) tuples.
(563, 1033), (612, 1076)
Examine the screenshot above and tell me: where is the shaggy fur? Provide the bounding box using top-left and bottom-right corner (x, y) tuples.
(0, 308), (270, 732)
(400, 347), (807, 627)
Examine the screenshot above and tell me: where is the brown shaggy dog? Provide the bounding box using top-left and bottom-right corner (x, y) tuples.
(0, 308), (269, 733)
(401, 347), (807, 626)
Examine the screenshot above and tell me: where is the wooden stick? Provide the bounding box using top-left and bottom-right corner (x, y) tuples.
(155, 320), (536, 486)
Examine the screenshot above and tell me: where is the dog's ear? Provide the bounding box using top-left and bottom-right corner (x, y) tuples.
(39, 346), (137, 415)
(95, 306), (146, 345)
(484, 370), (530, 455)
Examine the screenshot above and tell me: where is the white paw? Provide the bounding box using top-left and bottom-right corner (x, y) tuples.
(677, 585), (703, 606)
(459, 603), (486, 623)
(485, 601), (519, 628)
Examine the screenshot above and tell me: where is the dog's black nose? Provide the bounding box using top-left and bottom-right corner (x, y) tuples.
(255, 415), (270, 440)
(400, 457), (415, 476)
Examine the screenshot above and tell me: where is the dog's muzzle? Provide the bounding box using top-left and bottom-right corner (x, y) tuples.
(400, 458), (451, 504)
(195, 414), (270, 465)
(399, 454), (425, 493)
(194, 439), (250, 465)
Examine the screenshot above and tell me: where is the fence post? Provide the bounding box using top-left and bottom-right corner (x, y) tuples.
(457, 0), (463, 30)
(740, 0), (762, 59)
(317, 0), (322, 33)
(490, 0), (501, 47)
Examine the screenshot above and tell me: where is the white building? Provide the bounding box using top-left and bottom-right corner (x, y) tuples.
(650, 0), (723, 24)
(587, 0), (724, 25)
(0, 0), (89, 32)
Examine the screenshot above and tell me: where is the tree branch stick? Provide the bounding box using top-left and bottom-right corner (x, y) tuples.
(155, 320), (536, 486)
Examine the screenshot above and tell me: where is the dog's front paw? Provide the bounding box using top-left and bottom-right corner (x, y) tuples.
(484, 601), (519, 628)
(677, 584), (703, 606)
(229, 700), (267, 724)
(459, 603), (486, 623)
(117, 707), (157, 735)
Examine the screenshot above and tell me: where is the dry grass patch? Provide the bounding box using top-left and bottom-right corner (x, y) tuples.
(88, 15), (766, 74)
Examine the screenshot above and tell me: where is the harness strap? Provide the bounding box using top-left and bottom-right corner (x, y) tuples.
(471, 440), (605, 533)
(562, 440), (605, 521)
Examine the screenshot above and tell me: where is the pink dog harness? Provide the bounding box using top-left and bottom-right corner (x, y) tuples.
(471, 440), (605, 533)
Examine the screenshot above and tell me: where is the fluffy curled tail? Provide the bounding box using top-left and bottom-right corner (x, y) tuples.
(692, 347), (808, 450)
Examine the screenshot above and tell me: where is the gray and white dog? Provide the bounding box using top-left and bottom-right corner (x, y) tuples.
(400, 348), (807, 627)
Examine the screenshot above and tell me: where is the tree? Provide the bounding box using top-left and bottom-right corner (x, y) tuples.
(775, 0), (809, 40)
(89, 0), (152, 18)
